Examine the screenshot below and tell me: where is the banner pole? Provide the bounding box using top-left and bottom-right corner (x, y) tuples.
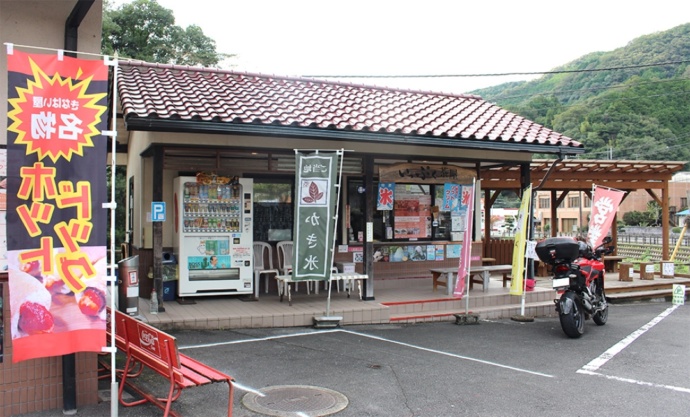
(325, 149), (345, 318)
(520, 187), (534, 316)
(107, 55), (120, 417)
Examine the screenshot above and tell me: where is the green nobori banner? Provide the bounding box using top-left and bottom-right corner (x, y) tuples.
(292, 152), (338, 281)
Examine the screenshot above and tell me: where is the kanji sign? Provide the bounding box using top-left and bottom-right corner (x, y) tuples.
(292, 153), (338, 281)
(377, 183), (394, 211)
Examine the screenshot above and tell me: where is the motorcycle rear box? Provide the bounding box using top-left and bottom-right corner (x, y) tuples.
(535, 237), (580, 264)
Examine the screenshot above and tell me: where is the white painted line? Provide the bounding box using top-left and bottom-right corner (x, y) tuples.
(580, 304), (680, 373)
(179, 327), (553, 378)
(578, 369), (690, 394)
(341, 329), (554, 378)
(231, 381), (265, 396)
(178, 328), (341, 350)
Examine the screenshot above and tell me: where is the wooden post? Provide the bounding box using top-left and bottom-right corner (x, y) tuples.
(662, 182), (670, 260)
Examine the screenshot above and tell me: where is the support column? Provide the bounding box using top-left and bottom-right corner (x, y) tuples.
(484, 188), (491, 244)
(153, 146), (164, 311)
(662, 183), (670, 259)
(362, 156), (375, 300)
(550, 190), (557, 236)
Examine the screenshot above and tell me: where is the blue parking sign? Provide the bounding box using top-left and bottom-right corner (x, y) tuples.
(152, 202), (166, 222)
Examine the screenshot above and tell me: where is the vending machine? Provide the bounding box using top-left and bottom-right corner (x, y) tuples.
(173, 176), (254, 297)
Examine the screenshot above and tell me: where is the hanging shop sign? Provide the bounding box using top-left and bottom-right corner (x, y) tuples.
(292, 152), (339, 281)
(6, 50), (108, 362)
(379, 163), (475, 184)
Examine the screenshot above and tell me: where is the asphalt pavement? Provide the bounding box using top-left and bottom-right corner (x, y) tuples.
(22, 300), (690, 417)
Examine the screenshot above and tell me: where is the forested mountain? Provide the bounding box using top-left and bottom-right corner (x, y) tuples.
(472, 23), (690, 163)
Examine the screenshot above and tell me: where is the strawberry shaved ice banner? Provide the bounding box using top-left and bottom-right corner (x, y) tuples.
(6, 50), (108, 362)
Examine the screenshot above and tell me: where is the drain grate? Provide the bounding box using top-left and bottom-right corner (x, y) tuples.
(242, 385), (348, 416)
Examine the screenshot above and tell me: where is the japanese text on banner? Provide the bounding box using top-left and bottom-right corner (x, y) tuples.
(293, 153), (338, 281)
(6, 51), (108, 362)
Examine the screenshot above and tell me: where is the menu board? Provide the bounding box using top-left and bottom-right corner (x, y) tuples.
(393, 185), (432, 239)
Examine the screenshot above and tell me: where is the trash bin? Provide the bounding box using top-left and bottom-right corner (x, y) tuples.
(118, 255), (140, 315)
(162, 252), (178, 302)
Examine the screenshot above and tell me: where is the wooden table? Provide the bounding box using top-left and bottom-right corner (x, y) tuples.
(276, 272), (369, 306)
(602, 255), (625, 272)
(430, 264), (512, 295)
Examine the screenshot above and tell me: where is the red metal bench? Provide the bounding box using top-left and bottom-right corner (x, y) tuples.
(104, 309), (234, 417)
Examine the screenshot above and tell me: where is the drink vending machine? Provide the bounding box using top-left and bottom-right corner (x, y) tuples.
(173, 176), (254, 297)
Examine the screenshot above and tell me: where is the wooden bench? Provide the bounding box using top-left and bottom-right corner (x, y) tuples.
(104, 309), (234, 417)
(276, 272), (368, 306)
(430, 265), (512, 295)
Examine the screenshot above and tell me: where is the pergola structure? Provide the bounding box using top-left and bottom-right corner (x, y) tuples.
(480, 159), (687, 259)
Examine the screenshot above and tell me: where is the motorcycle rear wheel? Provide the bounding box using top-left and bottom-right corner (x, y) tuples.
(559, 292), (585, 338)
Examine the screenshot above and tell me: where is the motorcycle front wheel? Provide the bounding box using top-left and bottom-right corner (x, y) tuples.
(559, 291), (585, 338)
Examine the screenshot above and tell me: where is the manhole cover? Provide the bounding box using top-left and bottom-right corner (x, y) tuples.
(242, 385), (348, 416)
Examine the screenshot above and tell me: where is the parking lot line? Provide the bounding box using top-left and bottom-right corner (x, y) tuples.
(341, 329), (554, 378)
(577, 304), (690, 394)
(178, 327), (553, 378)
(580, 304), (680, 373)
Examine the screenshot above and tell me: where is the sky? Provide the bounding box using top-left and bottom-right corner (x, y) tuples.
(118, 0), (689, 94)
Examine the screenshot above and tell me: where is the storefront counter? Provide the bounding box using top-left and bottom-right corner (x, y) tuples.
(333, 241), (483, 281)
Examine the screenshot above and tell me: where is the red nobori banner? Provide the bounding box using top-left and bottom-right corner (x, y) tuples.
(587, 185), (624, 249)
(6, 50), (108, 362)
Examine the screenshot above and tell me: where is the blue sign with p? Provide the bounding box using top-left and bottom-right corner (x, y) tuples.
(152, 202), (166, 222)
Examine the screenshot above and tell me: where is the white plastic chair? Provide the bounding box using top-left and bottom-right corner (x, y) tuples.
(253, 241), (279, 297)
(276, 241), (293, 275)
(277, 241), (311, 294)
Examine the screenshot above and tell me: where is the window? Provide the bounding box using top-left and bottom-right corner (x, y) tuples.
(539, 197), (550, 209)
(252, 179), (294, 242)
(584, 195), (591, 208)
(347, 179), (383, 243)
(562, 218), (578, 233)
(347, 179), (469, 243)
(568, 196), (580, 208)
(681, 197), (687, 208)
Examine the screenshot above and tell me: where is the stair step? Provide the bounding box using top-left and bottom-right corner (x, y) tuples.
(382, 291), (553, 313)
(389, 300), (556, 323)
(607, 288), (689, 303)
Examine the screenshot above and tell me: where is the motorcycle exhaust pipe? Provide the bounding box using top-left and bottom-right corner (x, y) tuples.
(581, 294), (593, 312)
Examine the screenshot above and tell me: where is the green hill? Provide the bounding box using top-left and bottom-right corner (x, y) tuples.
(472, 23), (690, 163)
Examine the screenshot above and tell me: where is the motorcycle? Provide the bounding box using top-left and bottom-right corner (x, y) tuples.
(535, 236), (615, 338)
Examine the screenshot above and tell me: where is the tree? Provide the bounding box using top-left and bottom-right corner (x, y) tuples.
(106, 166), (127, 254)
(102, 0), (231, 66)
(645, 200), (662, 226)
(102, 0), (234, 253)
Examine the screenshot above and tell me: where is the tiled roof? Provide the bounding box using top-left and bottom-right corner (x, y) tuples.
(117, 60), (583, 153)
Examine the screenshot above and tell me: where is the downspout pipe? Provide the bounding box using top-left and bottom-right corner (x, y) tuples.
(64, 0), (95, 57)
(62, 3), (96, 414)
